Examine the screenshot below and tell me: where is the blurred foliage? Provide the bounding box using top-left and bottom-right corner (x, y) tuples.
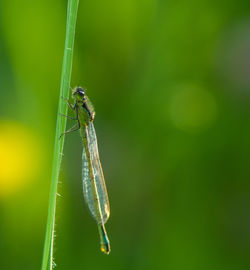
(0, 0), (250, 269)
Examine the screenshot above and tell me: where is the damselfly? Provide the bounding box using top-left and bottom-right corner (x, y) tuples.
(61, 87), (110, 254)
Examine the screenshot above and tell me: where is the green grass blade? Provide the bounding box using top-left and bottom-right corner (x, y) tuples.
(41, 0), (79, 269)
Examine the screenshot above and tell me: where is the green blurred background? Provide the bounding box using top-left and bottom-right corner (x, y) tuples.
(0, 0), (250, 269)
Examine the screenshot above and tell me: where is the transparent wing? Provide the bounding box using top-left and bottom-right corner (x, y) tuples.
(82, 122), (110, 224)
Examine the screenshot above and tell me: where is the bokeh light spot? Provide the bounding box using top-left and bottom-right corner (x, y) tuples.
(169, 84), (217, 132)
(0, 120), (42, 197)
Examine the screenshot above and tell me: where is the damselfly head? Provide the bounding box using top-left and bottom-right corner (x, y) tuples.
(73, 86), (85, 96)
(73, 86), (86, 101)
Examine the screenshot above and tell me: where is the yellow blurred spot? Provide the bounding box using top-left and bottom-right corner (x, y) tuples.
(169, 84), (217, 132)
(0, 121), (42, 197)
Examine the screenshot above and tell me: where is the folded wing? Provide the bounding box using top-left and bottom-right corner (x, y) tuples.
(82, 122), (110, 224)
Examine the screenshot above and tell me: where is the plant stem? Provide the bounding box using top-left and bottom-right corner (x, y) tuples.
(41, 0), (79, 269)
